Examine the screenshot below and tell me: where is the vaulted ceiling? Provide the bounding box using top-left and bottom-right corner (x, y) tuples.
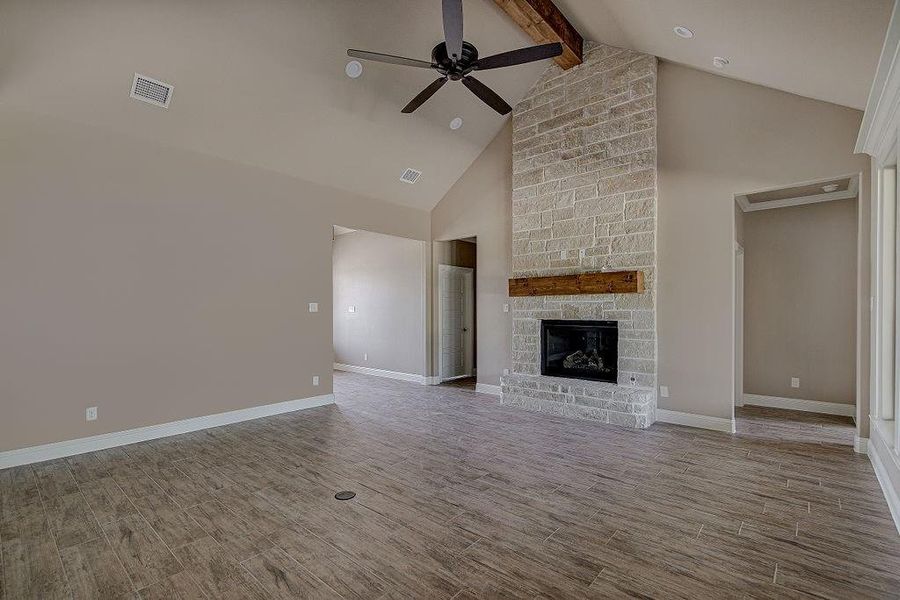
(557, 0), (892, 110)
(0, 0), (543, 210)
(0, 0), (892, 212)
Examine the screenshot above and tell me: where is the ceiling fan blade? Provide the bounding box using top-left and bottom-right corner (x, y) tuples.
(401, 77), (449, 113)
(462, 76), (512, 115)
(442, 0), (464, 61)
(347, 49), (434, 69)
(475, 42), (563, 70)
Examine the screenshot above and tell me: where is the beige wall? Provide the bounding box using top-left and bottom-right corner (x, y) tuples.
(431, 123), (513, 387)
(657, 62), (870, 426)
(332, 230), (425, 376)
(743, 199), (858, 404)
(0, 107), (429, 452)
(1, 62), (875, 452)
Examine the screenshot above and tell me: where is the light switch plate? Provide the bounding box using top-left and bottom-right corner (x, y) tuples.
(308, 302), (318, 313)
(86, 406), (98, 421)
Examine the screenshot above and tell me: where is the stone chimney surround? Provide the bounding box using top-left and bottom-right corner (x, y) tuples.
(500, 42), (658, 429)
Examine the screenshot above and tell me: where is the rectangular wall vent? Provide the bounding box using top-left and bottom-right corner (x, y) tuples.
(130, 73), (173, 108)
(399, 168), (422, 184)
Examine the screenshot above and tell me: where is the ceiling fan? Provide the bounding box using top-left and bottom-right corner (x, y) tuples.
(347, 0), (562, 115)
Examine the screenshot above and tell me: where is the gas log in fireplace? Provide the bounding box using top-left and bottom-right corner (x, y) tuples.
(540, 320), (618, 383)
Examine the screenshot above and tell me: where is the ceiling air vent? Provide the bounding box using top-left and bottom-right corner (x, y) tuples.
(400, 168), (422, 185)
(130, 73), (173, 108)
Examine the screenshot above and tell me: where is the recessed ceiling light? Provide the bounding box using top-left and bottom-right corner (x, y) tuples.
(673, 26), (694, 39)
(712, 56), (730, 69)
(449, 117), (463, 130)
(822, 184), (839, 193)
(345, 60), (363, 79)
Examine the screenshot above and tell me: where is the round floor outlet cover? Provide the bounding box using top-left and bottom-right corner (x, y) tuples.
(334, 491), (356, 501)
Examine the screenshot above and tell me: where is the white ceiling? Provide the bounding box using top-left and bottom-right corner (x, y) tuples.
(0, 0), (543, 210)
(556, 0), (892, 110)
(0, 0), (892, 212)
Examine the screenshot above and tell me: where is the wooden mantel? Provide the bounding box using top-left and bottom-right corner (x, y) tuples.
(508, 271), (644, 296)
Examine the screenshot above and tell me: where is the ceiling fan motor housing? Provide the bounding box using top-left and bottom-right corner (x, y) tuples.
(433, 41), (478, 79)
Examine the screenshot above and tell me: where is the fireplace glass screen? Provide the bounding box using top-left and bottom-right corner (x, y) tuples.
(540, 320), (618, 383)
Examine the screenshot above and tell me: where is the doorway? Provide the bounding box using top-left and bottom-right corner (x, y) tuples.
(434, 237), (477, 389)
(438, 264), (475, 382)
(733, 175), (860, 445)
(331, 225), (427, 383)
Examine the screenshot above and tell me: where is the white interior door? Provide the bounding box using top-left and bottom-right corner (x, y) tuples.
(439, 265), (474, 381)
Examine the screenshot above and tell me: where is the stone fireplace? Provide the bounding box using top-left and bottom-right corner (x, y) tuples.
(500, 42), (658, 429)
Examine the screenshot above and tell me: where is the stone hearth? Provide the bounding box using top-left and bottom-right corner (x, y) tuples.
(500, 41), (658, 429)
(501, 373), (655, 428)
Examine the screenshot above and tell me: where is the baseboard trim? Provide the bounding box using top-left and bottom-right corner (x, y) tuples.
(333, 362), (426, 385)
(742, 394), (855, 417)
(475, 383), (502, 396)
(0, 393), (335, 469)
(855, 436), (869, 454)
(867, 435), (900, 535)
(656, 409), (736, 433)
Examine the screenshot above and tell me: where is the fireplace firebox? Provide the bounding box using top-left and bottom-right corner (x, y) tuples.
(540, 320), (618, 383)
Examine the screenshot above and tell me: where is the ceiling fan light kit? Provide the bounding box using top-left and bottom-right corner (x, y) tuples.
(346, 0), (563, 115)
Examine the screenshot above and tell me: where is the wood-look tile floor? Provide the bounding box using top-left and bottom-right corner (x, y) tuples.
(2, 371), (899, 599)
(736, 405), (856, 446)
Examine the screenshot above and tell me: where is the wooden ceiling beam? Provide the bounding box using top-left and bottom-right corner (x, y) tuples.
(493, 0), (583, 69)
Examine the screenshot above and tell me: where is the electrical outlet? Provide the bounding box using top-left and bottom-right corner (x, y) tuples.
(86, 406), (98, 421)
(791, 377), (800, 388)
(503, 303), (509, 313)
(503, 368), (509, 376)
(308, 302), (319, 313)
(312, 375), (320, 386)
(659, 386), (669, 398)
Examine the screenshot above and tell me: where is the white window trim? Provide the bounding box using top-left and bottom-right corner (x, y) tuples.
(872, 139), (900, 453)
